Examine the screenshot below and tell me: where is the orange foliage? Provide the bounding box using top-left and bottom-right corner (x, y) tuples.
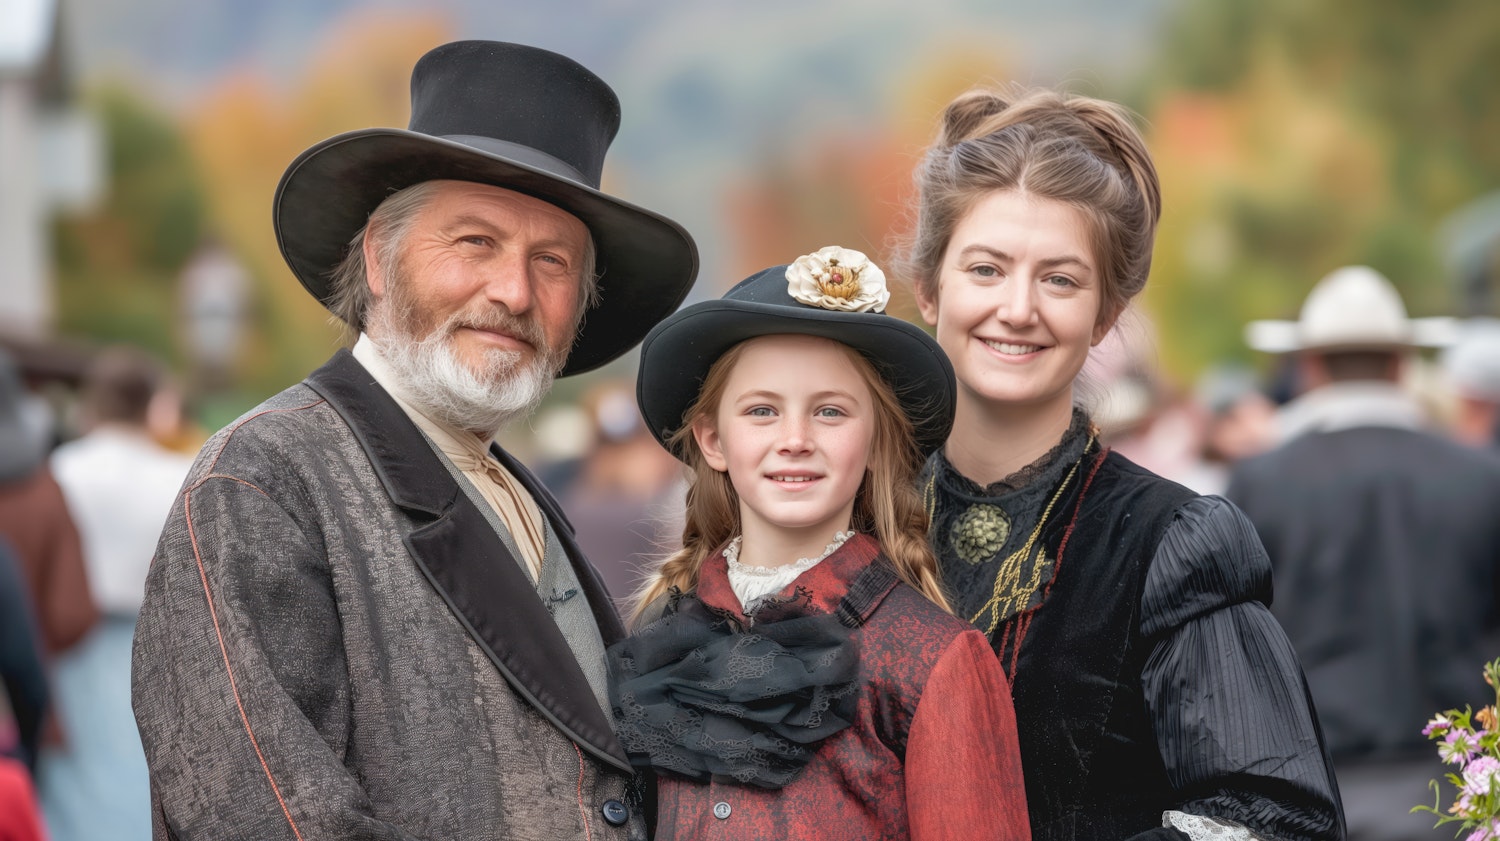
(183, 10), (455, 390)
(722, 45), (1013, 325)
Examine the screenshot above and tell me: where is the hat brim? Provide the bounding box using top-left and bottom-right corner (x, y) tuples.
(636, 300), (956, 458)
(273, 128), (699, 376)
(1245, 317), (1460, 354)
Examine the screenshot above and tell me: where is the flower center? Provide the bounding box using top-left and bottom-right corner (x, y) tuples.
(817, 261), (861, 300)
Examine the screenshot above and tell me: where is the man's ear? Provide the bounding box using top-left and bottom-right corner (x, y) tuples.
(363, 230), (388, 299)
(692, 416), (728, 473)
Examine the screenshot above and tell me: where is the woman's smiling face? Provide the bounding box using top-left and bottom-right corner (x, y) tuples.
(916, 189), (1113, 419)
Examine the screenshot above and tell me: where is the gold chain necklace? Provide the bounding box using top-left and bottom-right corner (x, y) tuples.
(927, 435), (1096, 635)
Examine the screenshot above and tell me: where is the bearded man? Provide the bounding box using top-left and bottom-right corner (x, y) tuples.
(130, 41), (697, 841)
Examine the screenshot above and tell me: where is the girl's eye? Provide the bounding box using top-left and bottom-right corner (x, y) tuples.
(816, 406), (846, 418)
(747, 406), (774, 417)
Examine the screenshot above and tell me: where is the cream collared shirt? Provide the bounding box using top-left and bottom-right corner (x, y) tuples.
(352, 336), (546, 581)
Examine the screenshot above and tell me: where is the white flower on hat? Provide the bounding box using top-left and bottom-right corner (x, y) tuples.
(785, 246), (890, 313)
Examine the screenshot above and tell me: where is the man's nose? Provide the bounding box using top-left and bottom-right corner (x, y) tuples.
(483, 251), (535, 314)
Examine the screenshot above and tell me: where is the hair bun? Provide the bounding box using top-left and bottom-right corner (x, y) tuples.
(939, 89), (1015, 146)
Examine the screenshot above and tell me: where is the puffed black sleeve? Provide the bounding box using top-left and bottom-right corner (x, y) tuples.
(1139, 495), (1345, 840)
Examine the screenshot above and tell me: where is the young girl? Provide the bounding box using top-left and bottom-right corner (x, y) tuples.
(610, 246), (1030, 840)
(897, 88), (1344, 840)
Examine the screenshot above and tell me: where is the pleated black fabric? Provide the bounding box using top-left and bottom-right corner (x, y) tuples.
(1143, 497), (1344, 840)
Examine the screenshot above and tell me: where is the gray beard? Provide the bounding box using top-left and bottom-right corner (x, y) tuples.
(367, 306), (562, 436)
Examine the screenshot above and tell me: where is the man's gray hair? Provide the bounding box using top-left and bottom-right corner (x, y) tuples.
(325, 181), (600, 338)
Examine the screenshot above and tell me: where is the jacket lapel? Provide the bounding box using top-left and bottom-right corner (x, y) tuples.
(306, 350), (631, 771)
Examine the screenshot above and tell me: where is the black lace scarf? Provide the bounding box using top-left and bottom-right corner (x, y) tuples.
(606, 563), (897, 789)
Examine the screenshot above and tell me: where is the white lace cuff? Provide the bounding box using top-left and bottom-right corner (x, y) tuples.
(1163, 810), (1263, 840)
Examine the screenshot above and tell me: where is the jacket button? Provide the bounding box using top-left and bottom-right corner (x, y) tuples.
(600, 799), (629, 827)
(713, 801), (731, 820)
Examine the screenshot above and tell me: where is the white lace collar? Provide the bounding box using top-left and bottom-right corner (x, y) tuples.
(723, 531), (855, 610)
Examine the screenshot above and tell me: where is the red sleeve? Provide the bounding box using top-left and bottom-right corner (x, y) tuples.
(906, 629), (1030, 841)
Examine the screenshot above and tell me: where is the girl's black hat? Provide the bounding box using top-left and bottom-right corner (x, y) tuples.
(636, 246), (955, 458)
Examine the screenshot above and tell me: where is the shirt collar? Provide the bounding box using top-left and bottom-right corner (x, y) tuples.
(1275, 380), (1429, 443)
(350, 334), (497, 468)
(695, 532), (882, 623)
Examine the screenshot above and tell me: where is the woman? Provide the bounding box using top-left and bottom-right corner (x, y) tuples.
(896, 87), (1344, 840)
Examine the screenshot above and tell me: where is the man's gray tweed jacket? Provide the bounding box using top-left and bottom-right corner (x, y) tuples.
(132, 350), (645, 840)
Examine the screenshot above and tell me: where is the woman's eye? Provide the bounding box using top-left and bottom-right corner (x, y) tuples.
(1045, 274), (1077, 288)
(970, 264), (999, 278)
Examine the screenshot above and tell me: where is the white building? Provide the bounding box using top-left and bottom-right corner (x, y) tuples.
(0, 0), (102, 340)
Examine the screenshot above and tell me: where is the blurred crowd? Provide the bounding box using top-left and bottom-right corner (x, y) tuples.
(0, 343), (197, 841)
(1, 264), (1499, 840)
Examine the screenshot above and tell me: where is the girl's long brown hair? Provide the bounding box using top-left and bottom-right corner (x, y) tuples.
(629, 338), (950, 626)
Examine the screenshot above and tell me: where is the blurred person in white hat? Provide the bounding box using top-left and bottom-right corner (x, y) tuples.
(1226, 265), (1500, 841)
(1242, 264), (1457, 442)
(1441, 317), (1500, 449)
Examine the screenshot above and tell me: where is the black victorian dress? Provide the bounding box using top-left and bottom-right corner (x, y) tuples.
(922, 411), (1344, 841)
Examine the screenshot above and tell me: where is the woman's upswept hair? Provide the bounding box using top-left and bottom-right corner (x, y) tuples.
(893, 85), (1161, 326)
(629, 339), (950, 626)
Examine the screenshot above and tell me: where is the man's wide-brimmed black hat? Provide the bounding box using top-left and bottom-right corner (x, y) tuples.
(637, 247), (956, 458)
(273, 40), (699, 376)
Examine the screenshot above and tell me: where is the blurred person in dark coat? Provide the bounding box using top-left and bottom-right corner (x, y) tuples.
(0, 346), (97, 788)
(130, 40), (696, 841)
(0, 537), (49, 773)
(0, 351), (96, 659)
(1227, 265), (1500, 841)
(0, 537), (50, 841)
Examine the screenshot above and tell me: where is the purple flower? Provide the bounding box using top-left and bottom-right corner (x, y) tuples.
(1427, 715), (1454, 737)
(1466, 819), (1500, 841)
(1464, 756), (1500, 797)
(1443, 729), (1486, 765)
